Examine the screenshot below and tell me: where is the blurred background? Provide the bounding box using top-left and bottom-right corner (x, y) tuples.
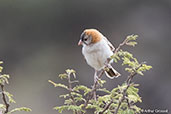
(0, 0), (171, 114)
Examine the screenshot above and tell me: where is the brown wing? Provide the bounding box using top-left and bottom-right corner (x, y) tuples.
(103, 37), (115, 52)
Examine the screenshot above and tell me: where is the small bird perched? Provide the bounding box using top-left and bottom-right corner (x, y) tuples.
(78, 29), (120, 79)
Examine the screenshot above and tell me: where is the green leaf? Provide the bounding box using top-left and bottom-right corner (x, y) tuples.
(59, 73), (68, 79)
(0, 61), (3, 72)
(86, 104), (98, 109)
(131, 105), (142, 113)
(66, 69), (76, 78)
(126, 34), (138, 41)
(0, 74), (10, 85)
(126, 41), (137, 47)
(0, 61), (3, 64)
(4, 92), (16, 103)
(66, 69), (75, 74)
(86, 102), (104, 113)
(54, 105), (84, 113)
(144, 64), (152, 70)
(111, 87), (119, 93)
(0, 104), (5, 111)
(136, 64), (152, 76)
(127, 85), (142, 103)
(64, 99), (73, 105)
(118, 84), (127, 93)
(69, 105), (84, 112)
(9, 107), (32, 113)
(109, 103), (117, 109)
(137, 64), (152, 72)
(48, 80), (57, 87)
(127, 94), (140, 102)
(58, 69), (76, 79)
(125, 68), (133, 73)
(59, 94), (70, 99)
(119, 50), (133, 59)
(128, 85), (139, 93)
(74, 96), (85, 102)
(0, 66), (3, 73)
(97, 79), (106, 87)
(71, 92), (82, 98)
(48, 80), (68, 90)
(73, 85), (91, 96)
(54, 105), (68, 113)
(137, 71), (144, 75)
(122, 57), (138, 69)
(56, 83), (68, 89)
(122, 109), (134, 114)
(97, 88), (111, 94)
(111, 87), (120, 98)
(98, 95), (111, 104)
(111, 54), (120, 63)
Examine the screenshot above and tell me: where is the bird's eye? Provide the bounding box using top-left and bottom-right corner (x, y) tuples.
(84, 38), (88, 41)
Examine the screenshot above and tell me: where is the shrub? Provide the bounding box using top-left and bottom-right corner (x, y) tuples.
(49, 35), (152, 114)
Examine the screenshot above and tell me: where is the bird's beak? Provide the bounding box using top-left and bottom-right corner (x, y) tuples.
(78, 40), (83, 46)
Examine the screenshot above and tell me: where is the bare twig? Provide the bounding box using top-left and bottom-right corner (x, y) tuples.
(83, 71), (105, 108)
(113, 79), (131, 114)
(126, 94), (131, 109)
(125, 97), (138, 114)
(114, 38), (129, 54)
(99, 101), (113, 114)
(67, 73), (79, 114)
(0, 84), (10, 113)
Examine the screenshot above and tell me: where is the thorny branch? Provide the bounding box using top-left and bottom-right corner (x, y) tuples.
(113, 64), (143, 114)
(99, 101), (113, 114)
(114, 37), (129, 54)
(0, 84), (10, 113)
(52, 35), (150, 114)
(98, 70), (139, 114)
(83, 71), (105, 108)
(67, 73), (79, 114)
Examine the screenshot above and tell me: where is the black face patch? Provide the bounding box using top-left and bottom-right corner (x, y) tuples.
(80, 32), (89, 45)
(80, 32), (86, 42)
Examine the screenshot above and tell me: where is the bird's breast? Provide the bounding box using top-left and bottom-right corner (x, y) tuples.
(82, 40), (113, 70)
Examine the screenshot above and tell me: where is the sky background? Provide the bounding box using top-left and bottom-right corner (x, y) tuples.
(0, 0), (171, 114)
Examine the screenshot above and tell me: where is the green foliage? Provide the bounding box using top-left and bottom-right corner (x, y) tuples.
(73, 85), (91, 96)
(54, 105), (85, 113)
(0, 104), (6, 112)
(0, 61), (32, 114)
(116, 50), (152, 75)
(0, 61), (3, 72)
(49, 35), (152, 114)
(127, 84), (142, 103)
(48, 80), (69, 90)
(0, 74), (10, 85)
(8, 107), (32, 114)
(4, 92), (16, 103)
(126, 34), (138, 47)
(112, 34), (152, 76)
(126, 34), (138, 42)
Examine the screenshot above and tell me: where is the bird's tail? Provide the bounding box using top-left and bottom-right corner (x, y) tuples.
(104, 65), (121, 79)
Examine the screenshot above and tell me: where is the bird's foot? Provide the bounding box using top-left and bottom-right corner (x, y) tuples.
(94, 75), (100, 83)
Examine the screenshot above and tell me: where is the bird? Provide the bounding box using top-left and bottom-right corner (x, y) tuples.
(78, 29), (120, 79)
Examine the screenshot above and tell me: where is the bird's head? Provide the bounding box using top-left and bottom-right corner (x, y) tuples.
(78, 29), (103, 46)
